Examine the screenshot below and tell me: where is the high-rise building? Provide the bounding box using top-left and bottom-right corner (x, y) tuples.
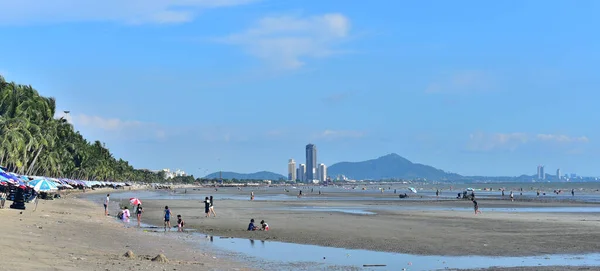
(318, 163), (327, 183)
(305, 144), (317, 182)
(298, 164), (306, 182)
(537, 165), (545, 180)
(557, 168), (561, 180)
(288, 159), (296, 181)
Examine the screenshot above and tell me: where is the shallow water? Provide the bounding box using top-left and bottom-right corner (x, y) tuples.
(275, 206), (376, 215)
(90, 188), (600, 204)
(200, 233), (600, 271)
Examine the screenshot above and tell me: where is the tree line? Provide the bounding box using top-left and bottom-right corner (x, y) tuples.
(0, 75), (165, 182)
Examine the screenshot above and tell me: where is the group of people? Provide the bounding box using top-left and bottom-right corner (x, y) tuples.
(163, 206), (185, 232)
(247, 218), (269, 231)
(106, 193), (272, 234)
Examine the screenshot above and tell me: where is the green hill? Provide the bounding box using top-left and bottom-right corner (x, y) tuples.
(327, 153), (462, 181)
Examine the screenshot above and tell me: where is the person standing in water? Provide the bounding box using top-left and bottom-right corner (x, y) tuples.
(250, 191), (254, 201)
(104, 194), (110, 216)
(510, 191), (514, 202)
(436, 190), (439, 197)
(572, 189), (575, 196)
(209, 195), (216, 217)
(164, 206), (172, 231)
(136, 204), (143, 227)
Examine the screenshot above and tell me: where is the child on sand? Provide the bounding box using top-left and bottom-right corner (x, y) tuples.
(164, 206), (172, 231)
(247, 219), (257, 231)
(260, 220), (269, 231)
(177, 215), (185, 232)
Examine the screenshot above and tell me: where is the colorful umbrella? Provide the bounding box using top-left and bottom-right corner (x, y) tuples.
(130, 198), (142, 205)
(28, 179), (59, 192)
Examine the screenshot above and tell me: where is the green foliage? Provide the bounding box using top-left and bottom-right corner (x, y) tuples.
(0, 75), (162, 182)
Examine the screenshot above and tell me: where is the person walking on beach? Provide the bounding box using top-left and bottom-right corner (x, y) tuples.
(572, 189), (575, 196)
(436, 189), (439, 197)
(250, 191), (254, 201)
(104, 194), (110, 216)
(209, 196), (216, 217)
(203, 197), (211, 218)
(472, 199), (481, 215)
(136, 204), (143, 227)
(510, 191), (514, 202)
(164, 206), (172, 231)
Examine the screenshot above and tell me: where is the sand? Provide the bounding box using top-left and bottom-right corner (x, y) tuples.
(135, 188), (600, 257)
(0, 192), (251, 271)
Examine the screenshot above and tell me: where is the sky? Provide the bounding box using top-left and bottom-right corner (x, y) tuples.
(0, 0), (599, 177)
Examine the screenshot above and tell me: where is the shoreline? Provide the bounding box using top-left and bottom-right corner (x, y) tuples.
(0, 193), (252, 271)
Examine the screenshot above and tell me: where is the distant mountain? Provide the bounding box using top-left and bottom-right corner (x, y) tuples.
(327, 153), (462, 181)
(204, 171), (286, 180)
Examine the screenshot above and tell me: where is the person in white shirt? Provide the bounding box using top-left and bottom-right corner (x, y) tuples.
(121, 206), (130, 226)
(104, 194), (110, 216)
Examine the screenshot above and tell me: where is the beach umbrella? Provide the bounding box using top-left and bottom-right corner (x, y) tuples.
(28, 179), (59, 192)
(408, 187), (417, 193)
(130, 198), (142, 205)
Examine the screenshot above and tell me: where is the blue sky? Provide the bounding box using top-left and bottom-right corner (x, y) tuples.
(1, 0), (598, 177)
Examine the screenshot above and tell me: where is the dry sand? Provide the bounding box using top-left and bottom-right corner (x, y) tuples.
(0, 193), (251, 271)
(136, 188), (600, 257)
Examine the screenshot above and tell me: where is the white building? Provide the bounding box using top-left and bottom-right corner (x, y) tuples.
(318, 163), (327, 183)
(288, 159), (296, 181)
(161, 168), (187, 179)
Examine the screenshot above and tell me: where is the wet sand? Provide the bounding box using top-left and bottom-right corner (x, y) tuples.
(459, 267), (597, 271)
(135, 187), (600, 257)
(0, 194), (250, 271)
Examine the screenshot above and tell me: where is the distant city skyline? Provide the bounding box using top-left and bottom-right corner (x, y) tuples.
(1, 1), (598, 177)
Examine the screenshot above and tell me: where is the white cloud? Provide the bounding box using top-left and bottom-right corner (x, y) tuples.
(468, 132), (529, 151)
(426, 70), (492, 94)
(219, 13), (351, 69)
(315, 129), (365, 140)
(73, 114), (143, 131)
(54, 112), (166, 141)
(536, 134), (589, 143)
(0, 0), (256, 25)
(468, 132), (589, 151)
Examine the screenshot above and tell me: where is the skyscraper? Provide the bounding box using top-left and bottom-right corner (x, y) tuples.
(557, 168), (561, 180)
(298, 164), (306, 182)
(305, 144), (317, 182)
(537, 165), (545, 180)
(318, 163), (327, 183)
(288, 159), (296, 181)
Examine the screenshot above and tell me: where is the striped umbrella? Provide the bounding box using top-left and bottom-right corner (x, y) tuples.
(28, 179), (59, 192)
